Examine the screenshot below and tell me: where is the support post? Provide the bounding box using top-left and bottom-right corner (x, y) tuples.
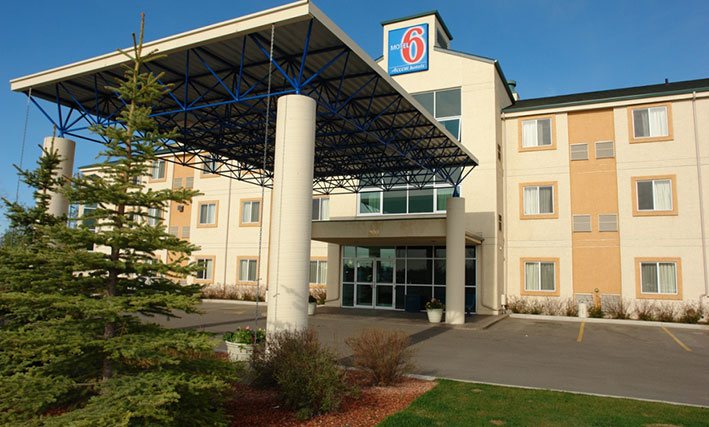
(266, 95), (316, 333)
(446, 197), (466, 324)
(42, 136), (75, 217)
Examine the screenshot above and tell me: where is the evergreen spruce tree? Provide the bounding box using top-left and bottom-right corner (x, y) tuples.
(0, 15), (235, 426)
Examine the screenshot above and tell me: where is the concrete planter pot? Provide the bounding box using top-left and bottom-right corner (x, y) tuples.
(427, 308), (443, 323)
(225, 341), (253, 362)
(308, 302), (317, 315)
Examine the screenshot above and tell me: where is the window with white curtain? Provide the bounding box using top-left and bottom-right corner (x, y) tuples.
(241, 200), (260, 224)
(525, 261), (556, 291)
(147, 207), (163, 226)
(198, 203), (217, 225)
(523, 185), (554, 215)
(633, 106), (668, 139)
(195, 258), (214, 281)
(636, 179), (672, 211)
(521, 118), (552, 148)
(640, 261), (677, 294)
(239, 259), (258, 282)
(312, 197), (330, 220)
(151, 159), (166, 179)
(309, 260), (328, 284)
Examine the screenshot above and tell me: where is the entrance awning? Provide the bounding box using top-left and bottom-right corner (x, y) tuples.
(10, 0), (478, 194)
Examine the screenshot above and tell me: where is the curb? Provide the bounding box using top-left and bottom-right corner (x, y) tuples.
(201, 299), (267, 306)
(509, 313), (709, 330)
(480, 314), (509, 330)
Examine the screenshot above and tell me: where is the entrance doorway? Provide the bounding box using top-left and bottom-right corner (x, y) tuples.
(354, 258), (395, 308)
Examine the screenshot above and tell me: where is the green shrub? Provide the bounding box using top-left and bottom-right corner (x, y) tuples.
(588, 305), (604, 318)
(223, 327), (265, 344)
(251, 329), (351, 419)
(677, 302), (704, 324)
(345, 329), (415, 385)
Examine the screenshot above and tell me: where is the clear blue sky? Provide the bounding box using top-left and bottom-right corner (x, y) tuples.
(1, 0), (708, 230)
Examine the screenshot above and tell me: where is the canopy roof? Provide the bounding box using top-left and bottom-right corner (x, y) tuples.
(10, 1), (478, 193)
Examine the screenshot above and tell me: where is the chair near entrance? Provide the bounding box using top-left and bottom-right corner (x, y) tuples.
(425, 298), (445, 323)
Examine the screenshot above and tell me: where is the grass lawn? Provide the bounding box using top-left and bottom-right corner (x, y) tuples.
(379, 380), (709, 427)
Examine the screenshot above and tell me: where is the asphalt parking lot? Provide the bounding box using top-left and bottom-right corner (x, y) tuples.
(148, 302), (709, 407)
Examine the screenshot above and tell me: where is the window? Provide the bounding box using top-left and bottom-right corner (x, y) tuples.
(572, 214), (591, 232)
(357, 172), (456, 216)
(198, 202), (217, 226)
(633, 176), (676, 215)
(412, 88), (461, 139)
(598, 214), (618, 232)
(570, 143), (588, 161)
(521, 183), (555, 217)
(238, 258), (258, 283)
(240, 200), (261, 225)
(640, 261), (677, 295)
(202, 155), (219, 175)
(82, 203), (97, 231)
(521, 118), (552, 149)
(595, 141), (615, 159)
(151, 159), (166, 180)
(309, 260), (327, 284)
(632, 106), (669, 139)
(195, 257), (214, 282)
(312, 197), (330, 220)
(181, 226), (190, 239)
(147, 207), (163, 227)
(523, 260), (557, 293)
(185, 177), (194, 189)
(172, 177), (182, 188)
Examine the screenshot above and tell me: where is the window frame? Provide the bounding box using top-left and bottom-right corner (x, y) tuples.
(518, 115), (556, 152)
(239, 198), (262, 227)
(147, 207), (164, 227)
(196, 200), (219, 228)
(519, 181), (559, 219)
(628, 103), (673, 143)
(237, 257), (259, 284)
(200, 153), (221, 178)
(309, 258), (328, 285)
(520, 257), (560, 296)
(635, 257), (682, 300)
(412, 87), (462, 140)
(312, 196), (330, 221)
(149, 158), (167, 182)
(631, 175), (678, 216)
(194, 256), (215, 284)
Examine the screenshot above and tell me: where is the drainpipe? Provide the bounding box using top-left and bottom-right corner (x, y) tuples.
(691, 91), (709, 299)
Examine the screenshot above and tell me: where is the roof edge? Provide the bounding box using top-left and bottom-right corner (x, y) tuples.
(380, 10), (453, 41)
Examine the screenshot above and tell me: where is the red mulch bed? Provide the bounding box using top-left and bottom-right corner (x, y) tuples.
(226, 372), (435, 426)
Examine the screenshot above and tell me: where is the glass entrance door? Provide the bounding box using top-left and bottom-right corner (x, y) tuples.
(375, 259), (394, 308)
(355, 259), (373, 307)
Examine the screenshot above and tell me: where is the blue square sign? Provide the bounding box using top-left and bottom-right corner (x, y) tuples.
(388, 24), (429, 76)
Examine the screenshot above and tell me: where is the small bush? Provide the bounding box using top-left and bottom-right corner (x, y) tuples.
(345, 329), (415, 385)
(634, 300), (656, 321)
(677, 301), (704, 324)
(506, 296), (526, 314)
(527, 299), (543, 315)
(540, 298), (562, 316)
(588, 304), (604, 318)
(605, 298), (631, 320)
(655, 303), (677, 323)
(251, 329), (351, 419)
(563, 298), (579, 317)
(310, 286), (327, 305)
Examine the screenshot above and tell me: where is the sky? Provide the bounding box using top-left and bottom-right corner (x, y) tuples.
(1, 0), (708, 230)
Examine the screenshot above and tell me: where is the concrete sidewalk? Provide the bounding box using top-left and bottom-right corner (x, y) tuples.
(149, 302), (709, 407)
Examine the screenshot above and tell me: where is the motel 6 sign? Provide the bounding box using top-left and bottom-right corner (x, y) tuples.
(388, 24), (429, 76)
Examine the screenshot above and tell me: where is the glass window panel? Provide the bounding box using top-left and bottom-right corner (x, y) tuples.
(377, 260), (394, 283)
(465, 287), (476, 313)
(309, 261), (318, 283)
(540, 262), (555, 291)
(342, 283), (354, 306)
(435, 88), (461, 117)
(357, 247), (371, 258)
(633, 109), (650, 138)
(407, 246), (432, 258)
(434, 246), (446, 258)
(312, 199), (320, 220)
(412, 92), (434, 115)
(539, 186), (554, 214)
(658, 263), (677, 294)
(320, 198), (329, 220)
(376, 285), (393, 307)
(440, 119), (460, 139)
(319, 261), (327, 284)
(648, 107), (668, 137)
(653, 180), (672, 211)
(406, 259), (432, 285)
(406, 286), (432, 309)
(433, 259), (446, 285)
(342, 259), (355, 282)
(637, 181), (654, 210)
(343, 246), (356, 258)
(395, 286), (405, 309)
(465, 259), (476, 286)
(433, 286), (445, 303)
(396, 247), (407, 258)
(359, 192), (381, 214)
(525, 262), (540, 291)
(250, 202), (260, 223)
(436, 187), (453, 211)
(356, 284), (373, 305)
(248, 260), (257, 281)
(357, 260), (373, 282)
(380, 247), (396, 258)
(641, 263), (658, 293)
(396, 259), (406, 284)
(465, 246), (476, 259)
(537, 119), (552, 146)
(409, 188), (434, 213)
(382, 190), (407, 214)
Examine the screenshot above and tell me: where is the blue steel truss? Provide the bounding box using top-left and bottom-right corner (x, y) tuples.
(20, 18), (476, 194)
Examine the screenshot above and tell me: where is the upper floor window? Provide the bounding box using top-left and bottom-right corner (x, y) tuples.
(633, 106), (668, 139)
(521, 118), (552, 148)
(357, 172), (456, 216)
(202, 154), (219, 175)
(309, 260), (328, 284)
(82, 203), (98, 231)
(151, 159), (166, 180)
(312, 197), (330, 220)
(412, 88), (461, 139)
(147, 207), (163, 227)
(521, 183), (556, 218)
(240, 199), (261, 226)
(633, 176), (676, 216)
(198, 202), (217, 226)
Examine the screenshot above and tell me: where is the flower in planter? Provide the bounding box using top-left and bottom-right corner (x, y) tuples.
(223, 326), (266, 344)
(425, 298), (444, 310)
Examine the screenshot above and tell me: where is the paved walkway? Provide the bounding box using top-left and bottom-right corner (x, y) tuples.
(149, 301), (709, 407)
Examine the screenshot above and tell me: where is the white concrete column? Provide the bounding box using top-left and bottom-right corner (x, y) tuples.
(325, 243), (341, 307)
(446, 197), (466, 324)
(42, 136), (75, 217)
(266, 95), (316, 333)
